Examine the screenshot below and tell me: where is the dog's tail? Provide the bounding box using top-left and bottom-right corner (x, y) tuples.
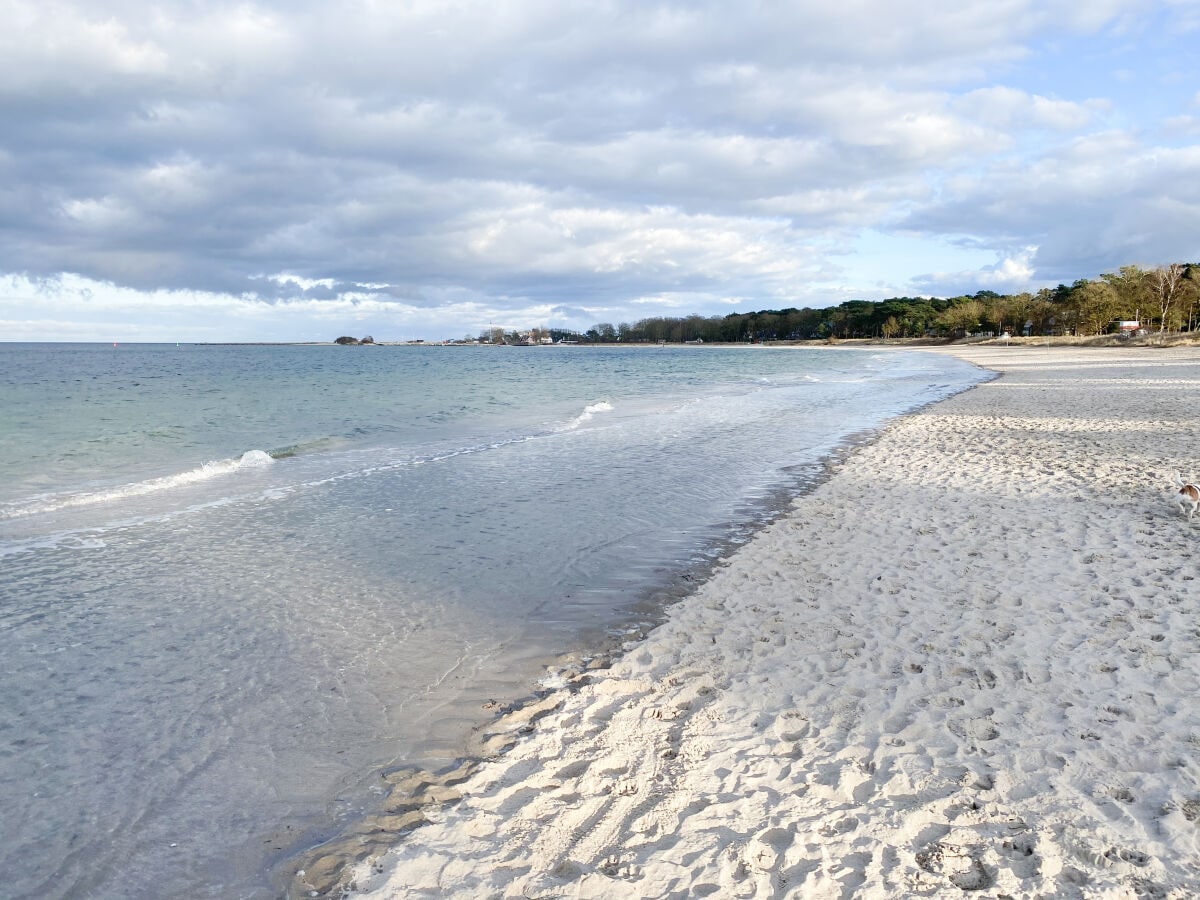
(1176, 471), (1192, 489)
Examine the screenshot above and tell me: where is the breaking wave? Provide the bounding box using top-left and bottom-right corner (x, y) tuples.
(0, 450), (274, 520)
(557, 400), (614, 432)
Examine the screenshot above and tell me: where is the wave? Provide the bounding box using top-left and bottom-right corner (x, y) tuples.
(267, 436), (342, 460)
(556, 400), (614, 432)
(0, 450), (274, 520)
(289, 406), (620, 494)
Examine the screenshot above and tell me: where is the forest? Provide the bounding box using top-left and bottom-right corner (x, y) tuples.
(516, 262), (1199, 344)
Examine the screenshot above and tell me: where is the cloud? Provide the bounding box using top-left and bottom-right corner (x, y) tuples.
(911, 247), (1039, 296)
(0, 0), (1195, 338)
(953, 87), (1103, 131)
(900, 134), (1200, 281)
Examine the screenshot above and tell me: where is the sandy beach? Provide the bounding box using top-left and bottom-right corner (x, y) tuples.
(318, 345), (1200, 899)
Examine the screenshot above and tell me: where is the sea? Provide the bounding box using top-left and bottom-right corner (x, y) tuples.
(0, 342), (984, 898)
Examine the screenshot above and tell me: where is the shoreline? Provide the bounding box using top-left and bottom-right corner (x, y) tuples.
(300, 345), (1200, 897)
(280, 354), (983, 897)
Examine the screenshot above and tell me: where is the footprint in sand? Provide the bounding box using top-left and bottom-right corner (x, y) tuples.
(773, 711), (811, 742)
(597, 854), (643, 880)
(948, 715), (1000, 743)
(1103, 846), (1150, 867)
(914, 840), (993, 891)
(818, 815), (859, 837)
(999, 832), (1041, 879)
(747, 826), (794, 872)
(554, 759), (592, 780)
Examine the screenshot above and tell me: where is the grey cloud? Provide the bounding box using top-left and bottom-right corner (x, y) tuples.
(0, 0), (1191, 328)
(900, 136), (1200, 282)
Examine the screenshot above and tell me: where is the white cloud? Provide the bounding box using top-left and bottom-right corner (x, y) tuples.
(954, 87), (1100, 131)
(912, 246), (1039, 296)
(262, 273), (337, 291)
(0, 0), (1195, 339)
(61, 196), (139, 230)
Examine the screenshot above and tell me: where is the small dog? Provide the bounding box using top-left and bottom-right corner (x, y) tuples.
(1174, 472), (1200, 520)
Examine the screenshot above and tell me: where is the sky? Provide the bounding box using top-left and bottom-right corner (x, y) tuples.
(1, 0), (1199, 342)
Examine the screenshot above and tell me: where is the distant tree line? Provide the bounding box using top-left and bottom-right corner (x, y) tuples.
(570, 262), (1200, 343)
(475, 326), (567, 345)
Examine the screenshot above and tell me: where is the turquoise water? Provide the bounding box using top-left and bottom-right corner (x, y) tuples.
(0, 343), (983, 898)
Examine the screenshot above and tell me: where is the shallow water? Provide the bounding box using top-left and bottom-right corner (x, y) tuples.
(0, 343), (983, 898)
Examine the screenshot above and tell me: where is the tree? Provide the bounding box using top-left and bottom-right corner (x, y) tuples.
(476, 262), (1196, 346)
(1182, 264), (1200, 332)
(1068, 280), (1121, 336)
(1029, 290), (1058, 335)
(980, 294), (1013, 335)
(936, 300), (983, 337)
(1150, 263), (1186, 333)
(900, 299), (940, 337)
(837, 300), (876, 337)
(1101, 265), (1148, 323)
(1005, 292), (1034, 335)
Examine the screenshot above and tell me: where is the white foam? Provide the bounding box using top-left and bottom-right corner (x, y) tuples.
(0, 450), (275, 520)
(557, 400), (614, 432)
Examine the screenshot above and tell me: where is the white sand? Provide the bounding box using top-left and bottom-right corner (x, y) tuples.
(347, 346), (1200, 898)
